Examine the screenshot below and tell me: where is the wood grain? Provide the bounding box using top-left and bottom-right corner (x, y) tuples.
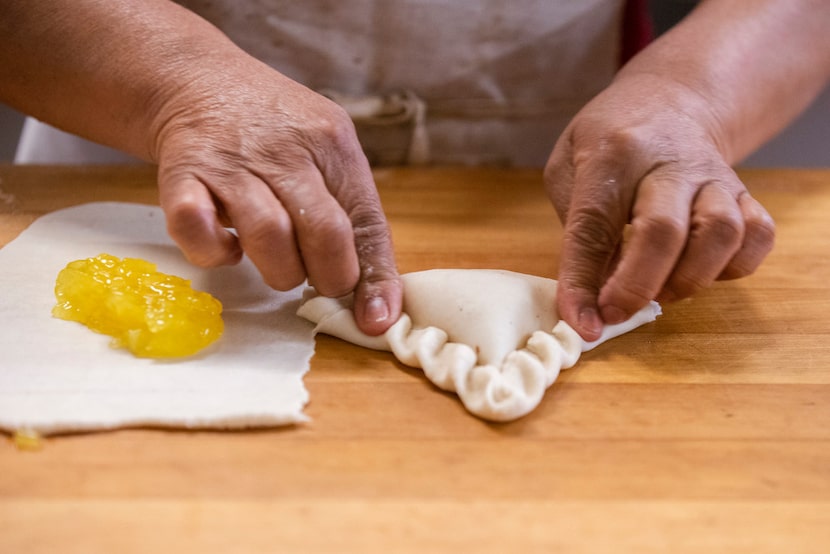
(1, 165), (828, 553)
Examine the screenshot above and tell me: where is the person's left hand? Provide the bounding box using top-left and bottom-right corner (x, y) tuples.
(544, 72), (776, 341)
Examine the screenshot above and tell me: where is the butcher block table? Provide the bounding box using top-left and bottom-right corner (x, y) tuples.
(0, 165), (828, 553)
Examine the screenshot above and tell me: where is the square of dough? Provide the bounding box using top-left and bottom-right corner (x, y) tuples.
(0, 202), (314, 435)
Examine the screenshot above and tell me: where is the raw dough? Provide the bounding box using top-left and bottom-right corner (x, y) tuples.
(298, 269), (661, 421)
(0, 202), (315, 435)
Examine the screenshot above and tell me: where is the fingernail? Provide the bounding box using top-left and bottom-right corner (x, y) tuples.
(365, 296), (390, 323)
(578, 307), (603, 337)
(601, 304), (628, 325)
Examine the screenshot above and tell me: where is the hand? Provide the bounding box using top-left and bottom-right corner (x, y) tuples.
(544, 73), (775, 341)
(150, 54), (402, 335)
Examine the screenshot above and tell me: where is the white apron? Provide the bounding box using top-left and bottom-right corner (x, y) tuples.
(16, 0), (624, 167)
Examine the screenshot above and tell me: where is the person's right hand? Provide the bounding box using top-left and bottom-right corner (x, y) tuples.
(148, 52), (402, 336)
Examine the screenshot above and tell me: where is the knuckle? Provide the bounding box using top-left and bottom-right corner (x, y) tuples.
(263, 270), (306, 292)
(719, 252), (759, 279)
(305, 103), (358, 152)
(608, 126), (650, 155)
(608, 275), (658, 308)
(350, 203), (389, 235)
(695, 210), (744, 248)
(165, 202), (231, 267)
(744, 211), (776, 254)
(183, 248), (231, 268)
(720, 234), (775, 281)
(566, 208), (620, 260)
(665, 271), (709, 300)
(242, 212), (292, 246)
(308, 270), (358, 298)
(559, 210), (621, 299)
(719, 263), (752, 281)
(632, 213), (686, 254)
(165, 198), (204, 236)
(351, 208), (397, 282)
(299, 205), (355, 249)
(575, 125), (652, 164)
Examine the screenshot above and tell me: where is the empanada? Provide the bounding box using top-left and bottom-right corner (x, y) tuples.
(298, 269), (660, 421)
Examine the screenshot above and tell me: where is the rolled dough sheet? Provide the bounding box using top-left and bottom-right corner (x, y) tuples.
(0, 202), (315, 435)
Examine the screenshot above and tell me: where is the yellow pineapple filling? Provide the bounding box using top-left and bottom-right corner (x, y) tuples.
(12, 428), (43, 451)
(53, 253), (223, 358)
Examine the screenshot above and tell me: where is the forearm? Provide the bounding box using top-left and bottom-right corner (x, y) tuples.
(618, 0), (830, 164)
(0, 0), (250, 162)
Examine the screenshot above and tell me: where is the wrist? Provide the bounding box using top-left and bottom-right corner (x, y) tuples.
(609, 68), (735, 162)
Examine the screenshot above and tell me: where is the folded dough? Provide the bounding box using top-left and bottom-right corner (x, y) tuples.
(298, 269), (661, 422)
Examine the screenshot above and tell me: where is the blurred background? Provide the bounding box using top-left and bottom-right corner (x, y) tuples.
(1, 0), (827, 166)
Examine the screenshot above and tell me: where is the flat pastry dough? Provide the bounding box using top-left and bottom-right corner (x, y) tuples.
(0, 202), (314, 435)
(298, 269), (661, 421)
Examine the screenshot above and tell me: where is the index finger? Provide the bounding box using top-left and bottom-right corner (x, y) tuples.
(267, 165), (361, 298)
(596, 167), (694, 322)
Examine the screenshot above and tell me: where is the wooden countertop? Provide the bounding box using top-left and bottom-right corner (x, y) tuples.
(0, 165), (828, 553)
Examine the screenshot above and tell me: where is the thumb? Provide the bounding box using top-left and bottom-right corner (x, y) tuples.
(556, 207), (622, 342)
(550, 153), (635, 342)
(325, 159), (403, 337)
(350, 201), (403, 336)
(545, 125), (618, 341)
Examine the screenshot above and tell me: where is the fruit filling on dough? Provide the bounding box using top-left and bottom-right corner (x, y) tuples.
(53, 253), (223, 358)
